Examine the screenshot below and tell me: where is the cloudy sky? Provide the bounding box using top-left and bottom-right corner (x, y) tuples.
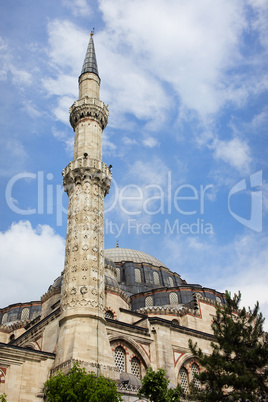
(0, 0), (267, 328)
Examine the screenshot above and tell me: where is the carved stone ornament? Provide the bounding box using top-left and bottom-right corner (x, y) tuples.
(69, 98), (109, 130)
(62, 163), (112, 197)
(80, 286), (88, 295)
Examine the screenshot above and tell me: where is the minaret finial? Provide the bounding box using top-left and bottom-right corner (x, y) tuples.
(116, 241), (119, 248)
(80, 28), (99, 77)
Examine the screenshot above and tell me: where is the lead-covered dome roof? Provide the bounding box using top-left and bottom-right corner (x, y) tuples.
(105, 248), (166, 268)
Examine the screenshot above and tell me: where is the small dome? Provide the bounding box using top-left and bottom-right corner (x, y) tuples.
(105, 275), (120, 289)
(105, 248), (166, 268)
(119, 372), (141, 387)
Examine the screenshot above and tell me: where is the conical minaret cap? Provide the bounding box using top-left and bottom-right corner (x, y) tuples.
(80, 32), (99, 78)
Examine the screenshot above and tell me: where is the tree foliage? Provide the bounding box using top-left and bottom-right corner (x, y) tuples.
(44, 363), (122, 402)
(138, 367), (184, 402)
(189, 291), (268, 401)
(0, 394), (7, 402)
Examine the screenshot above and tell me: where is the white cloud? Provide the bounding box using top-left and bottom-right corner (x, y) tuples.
(54, 96), (76, 124)
(42, 75), (77, 98)
(162, 232), (268, 330)
(10, 66), (32, 86)
(98, 0), (254, 119)
(0, 221), (65, 307)
(142, 136), (159, 148)
(250, 106), (268, 131)
(62, 0), (92, 17)
(42, 1), (268, 137)
(130, 158), (170, 188)
(122, 137), (138, 146)
(0, 37), (32, 87)
(212, 137), (251, 172)
(247, 0), (268, 49)
(46, 19), (88, 74)
(22, 101), (42, 119)
(102, 133), (117, 156)
(0, 139), (28, 177)
(52, 127), (74, 154)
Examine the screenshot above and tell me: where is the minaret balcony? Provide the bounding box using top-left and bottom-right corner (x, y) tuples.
(69, 97), (109, 130)
(62, 158), (112, 196)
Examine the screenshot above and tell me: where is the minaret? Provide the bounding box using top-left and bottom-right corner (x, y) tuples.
(54, 32), (118, 379)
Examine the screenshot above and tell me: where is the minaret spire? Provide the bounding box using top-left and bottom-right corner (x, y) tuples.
(80, 31), (99, 78)
(54, 32), (117, 379)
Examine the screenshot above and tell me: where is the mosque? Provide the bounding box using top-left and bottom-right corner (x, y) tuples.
(0, 33), (225, 401)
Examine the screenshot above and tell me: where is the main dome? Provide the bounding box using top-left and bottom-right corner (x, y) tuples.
(105, 248), (167, 268)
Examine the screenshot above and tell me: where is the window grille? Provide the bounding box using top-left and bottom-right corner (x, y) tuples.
(191, 363), (201, 389)
(114, 346), (125, 373)
(145, 296), (153, 307)
(105, 310), (114, 319)
(179, 367), (189, 393)
(169, 292), (178, 305)
(169, 277), (174, 287)
(21, 308), (30, 321)
(135, 268), (141, 283)
(131, 357), (140, 378)
(1, 313), (8, 324)
(153, 271), (160, 285)
(116, 268), (121, 282)
(0, 369), (5, 383)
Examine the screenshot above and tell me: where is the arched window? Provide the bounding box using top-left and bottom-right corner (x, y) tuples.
(116, 268), (121, 282)
(191, 363), (201, 389)
(215, 296), (221, 304)
(169, 277), (174, 287)
(1, 313), (8, 324)
(179, 367), (189, 393)
(145, 296), (153, 307)
(21, 308), (30, 321)
(114, 346), (125, 373)
(131, 356), (140, 378)
(0, 368), (6, 384)
(135, 268), (141, 283)
(153, 271), (160, 285)
(105, 310), (114, 319)
(172, 319), (179, 326)
(169, 292), (178, 305)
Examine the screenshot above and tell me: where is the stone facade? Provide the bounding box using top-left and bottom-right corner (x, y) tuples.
(0, 33), (225, 401)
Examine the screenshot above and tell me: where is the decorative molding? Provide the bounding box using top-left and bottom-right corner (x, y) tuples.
(63, 162), (111, 196)
(69, 97), (109, 130)
(137, 305), (199, 318)
(51, 358), (119, 377)
(105, 285), (130, 305)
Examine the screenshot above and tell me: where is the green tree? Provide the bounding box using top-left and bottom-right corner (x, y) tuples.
(189, 291), (268, 401)
(138, 367), (184, 402)
(0, 394), (7, 402)
(44, 363), (122, 402)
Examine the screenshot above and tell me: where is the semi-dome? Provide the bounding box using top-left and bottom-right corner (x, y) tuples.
(105, 248), (166, 268)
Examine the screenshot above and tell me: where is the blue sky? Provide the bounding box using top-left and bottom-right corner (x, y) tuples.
(0, 0), (267, 328)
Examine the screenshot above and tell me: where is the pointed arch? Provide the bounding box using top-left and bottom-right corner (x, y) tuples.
(108, 334), (151, 369)
(0, 368), (6, 383)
